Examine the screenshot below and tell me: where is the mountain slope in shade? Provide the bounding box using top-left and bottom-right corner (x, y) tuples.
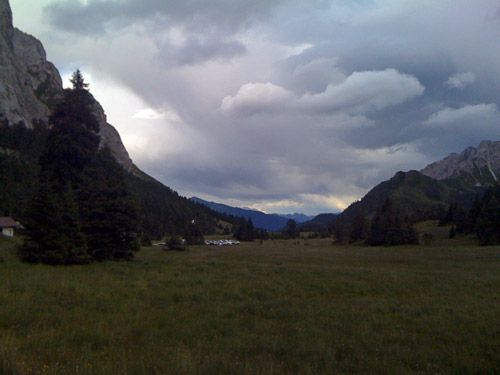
(190, 197), (291, 231)
(338, 168), (481, 229)
(298, 213), (338, 232)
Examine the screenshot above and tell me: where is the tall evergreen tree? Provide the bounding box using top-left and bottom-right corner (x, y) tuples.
(246, 218), (255, 241)
(19, 179), (89, 265)
(39, 89), (100, 192)
(19, 87), (100, 265)
(349, 214), (367, 243)
(283, 219), (299, 239)
(20, 75), (139, 264)
(78, 146), (139, 260)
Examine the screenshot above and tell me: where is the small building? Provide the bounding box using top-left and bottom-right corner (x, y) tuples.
(0, 217), (22, 237)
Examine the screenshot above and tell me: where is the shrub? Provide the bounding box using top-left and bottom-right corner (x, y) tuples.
(164, 235), (186, 251)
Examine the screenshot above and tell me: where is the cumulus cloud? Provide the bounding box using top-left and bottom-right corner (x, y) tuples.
(444, 72), (476, 90)
(221, 82), (297, 116)
(300, 69), (424, 114)
(290, 58), (345, 95)
(222, 69), (424, 117)
(414, 104), (500, 160)
(423, 104), (499, 127)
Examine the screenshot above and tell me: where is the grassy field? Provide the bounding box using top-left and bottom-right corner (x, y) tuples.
(0, 234), (499, 375)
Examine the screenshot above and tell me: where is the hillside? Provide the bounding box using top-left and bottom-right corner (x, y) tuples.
(336, 140), (500, 228)
(340, 170), (471, 223)
(298, 213), (338, 232)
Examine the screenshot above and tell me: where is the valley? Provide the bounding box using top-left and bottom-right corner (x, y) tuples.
(1, 232), (499, 375)
(2, 1), (500, 373)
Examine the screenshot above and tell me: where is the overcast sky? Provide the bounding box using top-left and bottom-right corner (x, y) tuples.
(10, 0), (500, 215)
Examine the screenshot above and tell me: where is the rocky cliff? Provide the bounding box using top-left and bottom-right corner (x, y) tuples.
(420, 140), (500, 186)
(0, 0), (134, 171)
(0, 0), (58, 128)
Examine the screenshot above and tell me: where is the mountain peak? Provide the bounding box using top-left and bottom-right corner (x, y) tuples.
(420, 140), (500, 185)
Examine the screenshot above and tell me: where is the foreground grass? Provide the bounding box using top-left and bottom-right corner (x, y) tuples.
(0, 236), (499, 374)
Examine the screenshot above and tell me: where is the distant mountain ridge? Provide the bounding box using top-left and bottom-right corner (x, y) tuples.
(273, 213), (314, 223)
(191, 197), (310, 231)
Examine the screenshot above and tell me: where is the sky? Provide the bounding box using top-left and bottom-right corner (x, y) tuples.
(10, 0), (500, 215)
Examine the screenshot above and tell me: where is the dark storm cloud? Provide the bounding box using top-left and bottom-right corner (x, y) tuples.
(157, 37), (246, 66)
(45, 0), (281, 66)
(44, 0), (282, 35)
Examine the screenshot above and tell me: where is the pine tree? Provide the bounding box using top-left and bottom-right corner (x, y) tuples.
(70, 69), (89, 90)
(19, 179), (66, 264)
(283, 219), (299, 239)
(19, 88), (101, 264)
(19, 179), (89, 265)
(39, 89), (100, 191)
(19, 85), (139, 264)
(78, 146), (139, 260)
(246, 218), (255, 241)
(349, 214), (366, 243)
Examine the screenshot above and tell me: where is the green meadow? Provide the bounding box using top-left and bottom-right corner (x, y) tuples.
(0, 234), (499, 375)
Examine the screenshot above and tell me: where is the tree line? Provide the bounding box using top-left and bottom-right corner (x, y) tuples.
(437, 184), (500, 245)
(330, 197), (419, 246)
(323, 184), (500, 247)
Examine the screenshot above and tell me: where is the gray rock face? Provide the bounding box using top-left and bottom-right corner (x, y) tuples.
(88, 97), (134, 171)
(0, 5), (56, 127)
(12, 29), (63, 119)
(0, 0), (134, 171)
(421, 140), (500, 185)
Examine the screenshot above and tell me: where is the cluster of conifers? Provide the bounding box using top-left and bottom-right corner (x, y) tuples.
(19, 72), (139, 265)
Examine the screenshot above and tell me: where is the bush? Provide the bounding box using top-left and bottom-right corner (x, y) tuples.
(164, 235), (186, 251)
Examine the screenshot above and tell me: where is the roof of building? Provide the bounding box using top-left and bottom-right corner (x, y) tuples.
(0, 217), (22, 228)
